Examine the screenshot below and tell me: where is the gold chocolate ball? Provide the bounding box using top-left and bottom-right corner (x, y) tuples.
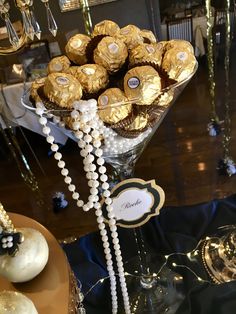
(162, 48), (196, 82)
(94, 36), (128, 73)
(47, 55), (71, 74)
(30, 77), (46, 103)
(116, 24), (144, 50)
(129, 43), (162, 67)
(124, 66), (161, 105)
(98, 88), (132, 124)
(0, 291), (38, 314)
(75, 64), (109, 94)
(44, 72), (83, 108)
(92, 19), (120, 37)
(124, 113), (148, 131)
(140, 29), (157, 44)
(165, 39), (194, 54)
(65, 34), (91, 65)
(0, 228), (48, 283)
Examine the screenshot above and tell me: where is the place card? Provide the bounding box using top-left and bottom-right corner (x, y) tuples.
(102, 178), (165, 228)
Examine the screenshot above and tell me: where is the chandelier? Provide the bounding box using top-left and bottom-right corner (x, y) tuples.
(0, 0), (58, 54)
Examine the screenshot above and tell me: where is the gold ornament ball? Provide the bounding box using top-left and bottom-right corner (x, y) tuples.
(0, 228), (49, 283)
(0, 291), (38, 314)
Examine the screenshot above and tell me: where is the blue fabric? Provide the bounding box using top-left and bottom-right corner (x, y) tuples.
(63, 194), (236, 313)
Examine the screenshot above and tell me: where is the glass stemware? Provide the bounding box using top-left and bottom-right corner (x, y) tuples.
(21, 62), (198, 313)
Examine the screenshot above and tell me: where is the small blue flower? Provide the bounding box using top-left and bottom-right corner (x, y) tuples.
(207, 121), (221, 136)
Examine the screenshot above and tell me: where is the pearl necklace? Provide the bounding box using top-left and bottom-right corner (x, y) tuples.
(35, 100), (131, 314)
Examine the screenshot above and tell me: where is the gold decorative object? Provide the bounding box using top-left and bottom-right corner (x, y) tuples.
(205, 0), (219, 124)
(202, 226), (236, 284)
(0, 0), (57, 55)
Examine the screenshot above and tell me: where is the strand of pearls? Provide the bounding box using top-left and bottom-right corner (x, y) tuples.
(35, 100), (130, 314)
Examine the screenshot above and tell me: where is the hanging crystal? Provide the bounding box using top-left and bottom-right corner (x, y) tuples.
(29, 10), (41, 39)
(41, 0), (58, 37)
(0, 2), (20, 47)
(21, 9), (34, 40)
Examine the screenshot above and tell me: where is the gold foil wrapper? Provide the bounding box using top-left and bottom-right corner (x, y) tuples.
(155, 90), (174, 107)
(65, 34), (91, 65)
(94, 36), (128, 73)
(162, 48), (196, 82)
(47, 56), (71, 74)
(43, 72), (83, 109)
(140, 29), (157, 43)
(124, 66), (161, 105)
(75, 64), (109, 94)
(124, 113), (148, 131)
(116, 24), (144, 50)
(165, 39), (194, 54)
(129, 43), (162, 67)
(30, 77), (46, 102)
(92, 20), (120, 37)
(98, 88), (132, 124)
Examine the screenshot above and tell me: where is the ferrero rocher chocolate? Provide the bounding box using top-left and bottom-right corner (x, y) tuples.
(94, 36), (128, 73)
(30, 77), (46, 102)
(124, 113), (148, 131)
(92, 19), (120, 37)
(124, 66), (161, 105)
(43, 72), (83, 108)
(162, 48), (196, 82)
(75, 64), (109, 94)
(116, 24), (144, 50)
(140, 29), (157, 44)
(65, 34), (91, 65)
(47, 55), (71, 74)
(155, 90), (174, 107)
(66, 66), (80, 76)
(129, 43), (162, 67)
(98, 88), (132, 124)
(165, 39), (194, 54)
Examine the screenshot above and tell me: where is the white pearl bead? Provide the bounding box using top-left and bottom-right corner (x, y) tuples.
(86, 155), (94, 163)
(83, 204), (90, 212)
(100, 174), (108, 182)
(71, 110), (80, 119)
(100, 229), (107, 236)
(103, 190), (111, 198)
(95, 149), (103, 157)
(43, 126), (51, 135)
(93, 140), (101, 148)
(90, 187), (98, 195)
(75, 131), (83, 139)
(64, 176), (72, 184)
(85, 144), (93, 153)
(97, 216), (104, 224)
(105, 198), (112, 205)
(98, 223), (105, 230)
(84, 134), (92, 143)
(80, 150), (87, 157)
(109, 219), (116, 226)
(99, 166), (106, 174)
(108, 211), (115, 219)
(58, 160), (65, 168)
(86, 173), (92, 180)
(84, 165), (90, 172)
(54, 152), (62, 160)
(83, 125), (91, 133)
(68, 184), (76, 192)
(7, 242), (13, 248)
(72, 121), (80, 130)
(103, 242), (109, 248)
(77, 200), (84, 207)
(39, 117), (47, 125)
(72, 192), (79, 200)
(97, 157), (105, 166)
(78, 140), (86, 148)
(46, 135), (55, 144)
(91, 172), (99, 180)
(91, 130), (99, 138)
(94, 202), (101, 209)
(102, 182), (109, 190)
(102, 235), (108, 242)
(51, 144), (59, 152)
(61, 168), (69, 176)
(89, 164), (96, 172)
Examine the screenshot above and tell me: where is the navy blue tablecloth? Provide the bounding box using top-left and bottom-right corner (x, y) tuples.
(63, 194), (236, 314)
